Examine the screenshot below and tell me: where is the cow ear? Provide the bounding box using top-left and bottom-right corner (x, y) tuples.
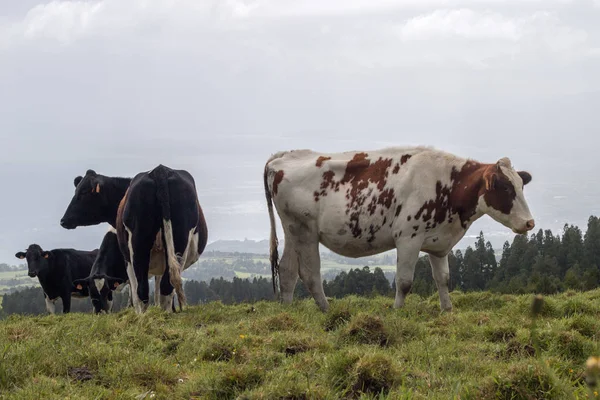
(42, 251), (50, 259)
(73, 279), (88, 291)
(92, 182), (101, 193)
(518, 171), (532, 185)
(74, 176), (83, 188)
(15, 252), (26, 259)
(485, 173), (498, 191)
(106, 276), (125, 289)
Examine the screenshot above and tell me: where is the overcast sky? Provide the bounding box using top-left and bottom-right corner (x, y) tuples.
(1, 0), (600, 264)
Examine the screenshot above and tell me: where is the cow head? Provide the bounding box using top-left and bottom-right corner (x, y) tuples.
(479, 157), (535, 235)
(15, 244), (51, 278)
(60, 170), (110, 229)
(73, 274), (124, 313)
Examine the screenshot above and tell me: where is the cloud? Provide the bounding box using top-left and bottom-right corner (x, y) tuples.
(0, 0), (247, 48)
(398, 9), (522, 41)
(390, 9), (590, 67)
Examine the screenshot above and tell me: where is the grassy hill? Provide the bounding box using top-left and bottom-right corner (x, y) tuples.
(1, 290), (600, 399)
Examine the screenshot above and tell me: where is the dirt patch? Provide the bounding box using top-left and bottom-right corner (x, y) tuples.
(68, 366), (94, 382)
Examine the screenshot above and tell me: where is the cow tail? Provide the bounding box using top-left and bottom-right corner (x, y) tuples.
(154, 166), (186, 311)
(264, 161), (280, 298)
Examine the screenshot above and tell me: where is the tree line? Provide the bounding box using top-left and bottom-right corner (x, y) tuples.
(2, 215), (600, 317)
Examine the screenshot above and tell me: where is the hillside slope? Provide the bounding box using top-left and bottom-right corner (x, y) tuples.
(1, 291), (600, 399)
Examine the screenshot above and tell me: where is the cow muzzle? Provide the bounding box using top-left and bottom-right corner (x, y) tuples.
(60, 218), (76, 229)
(28, 272), (37, 278)
(512, 219), (535, 235)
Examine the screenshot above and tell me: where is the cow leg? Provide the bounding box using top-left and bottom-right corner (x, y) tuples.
(125, 225), (158, 314)
(126, 284), (133, 308)
(158, 226), (194, 312)
(107, 290), (114, 312)
(62, 294), (71, 314)
(429, 254), (452, 312)
(278, 240), (299, 305)
(394, 240), (422, 309)
(44, 294), (56, 314)
(154, 275), (162, 305)
(297, 242), (329, 313)
(159, 267), (176, 312)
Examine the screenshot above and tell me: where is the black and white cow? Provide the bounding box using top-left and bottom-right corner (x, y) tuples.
(72, 228), (128, 313)
(15, 244), (98, 314)
(60, 165), (208, 314)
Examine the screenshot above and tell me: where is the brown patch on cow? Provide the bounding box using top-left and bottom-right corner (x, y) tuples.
(273, 170), (285, 196)
(367, 224), (381, 243)
(313, 152), (394, 238)
(407, 215), (411, 221)
(411, 233), (417, 238)
(367, 196), (378, 215)
(413, 225), (419, 231)
(115, 188), (130, 260)
(395, 205), (402, 217)
(392, 163), (400, 174)
(314, 170), (338, 201)
(151, 231), (163, 253)
(341, 154), (393, 237)
(316, 156), (331, 167)
(412, 159), (518, 231)
(377, 188), (395, 209)
(401, 154), (412, 165)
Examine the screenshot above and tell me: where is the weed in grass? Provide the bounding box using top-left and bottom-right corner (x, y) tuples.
(329, 350), (401, 399)
(342, 313), (392, 347)
(478, 361), (572, 400)
(324, 304), (352, 332)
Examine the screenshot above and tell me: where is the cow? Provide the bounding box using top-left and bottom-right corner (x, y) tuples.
(72, 227), (176, 313)
(15, 244), (98, 314)
(60, 165), (208, 314)
(72, 228), (129, 313)
(264, 146), (535, 313)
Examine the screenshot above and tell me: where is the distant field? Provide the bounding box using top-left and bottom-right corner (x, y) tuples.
(234, 271), (270, 279)
(199, 256), (396, 276)
(0, 270), (27, 280)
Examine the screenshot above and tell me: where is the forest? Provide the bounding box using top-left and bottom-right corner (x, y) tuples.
(2, 215), (600, 317)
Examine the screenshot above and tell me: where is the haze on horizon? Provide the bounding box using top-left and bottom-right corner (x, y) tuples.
(1, 0), (600, 264)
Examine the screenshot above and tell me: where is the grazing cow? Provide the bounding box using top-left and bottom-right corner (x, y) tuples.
(264, 146), (535, 312)
(72, 227), (176, 313)
(72, 228), (128, 313)
(15, 245), (98, 314)
(60, 165), (208, 314)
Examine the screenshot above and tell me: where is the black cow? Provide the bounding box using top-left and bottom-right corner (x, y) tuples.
(72, 228), (128, 313)
(60, 165), (208, 314)
(15, 244), (98, 314)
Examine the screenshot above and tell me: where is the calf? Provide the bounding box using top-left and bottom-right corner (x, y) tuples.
(72, 228), (128, 313)
(264, 146), (535, 312)
(60, 165), (208, 314)
(72, 228), (176, 313)
(15, 245), (98, 314)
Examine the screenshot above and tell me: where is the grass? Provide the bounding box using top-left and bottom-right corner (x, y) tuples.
(1, 290), (600, 399)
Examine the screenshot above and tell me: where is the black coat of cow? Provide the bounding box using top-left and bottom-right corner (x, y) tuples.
(60, 165), (208, 314)
(72, 229), (128, 313)
(15, 245), (98, 314)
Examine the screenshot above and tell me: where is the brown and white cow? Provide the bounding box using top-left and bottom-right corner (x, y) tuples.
(264, 146), (535, 312)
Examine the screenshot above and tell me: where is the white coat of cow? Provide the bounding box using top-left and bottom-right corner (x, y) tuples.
(264, 146), (535, 312)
